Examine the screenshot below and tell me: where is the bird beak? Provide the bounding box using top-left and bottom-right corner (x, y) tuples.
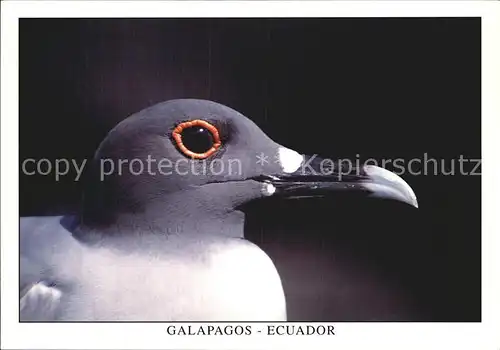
(254, 154), (418, 208)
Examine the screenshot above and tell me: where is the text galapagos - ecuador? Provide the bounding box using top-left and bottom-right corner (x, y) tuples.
(166, 325), (335, 336)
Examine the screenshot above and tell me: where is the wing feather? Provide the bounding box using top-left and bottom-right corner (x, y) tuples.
(20, 282), (62, 321)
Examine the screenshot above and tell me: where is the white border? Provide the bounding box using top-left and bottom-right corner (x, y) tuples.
(2, 1), (500, 349)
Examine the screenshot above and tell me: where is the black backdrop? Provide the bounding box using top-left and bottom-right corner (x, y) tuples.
(19, 18), (480, 321)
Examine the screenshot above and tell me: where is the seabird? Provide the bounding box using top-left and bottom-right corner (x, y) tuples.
(20, 99), (418, 321)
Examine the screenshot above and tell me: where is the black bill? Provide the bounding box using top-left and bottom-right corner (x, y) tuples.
(254, 155), (418, 208)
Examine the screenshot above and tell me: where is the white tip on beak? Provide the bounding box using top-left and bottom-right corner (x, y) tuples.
(363, 165), (419, 208)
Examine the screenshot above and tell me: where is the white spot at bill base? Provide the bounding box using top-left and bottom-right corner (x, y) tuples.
(278, 147), (303, 173)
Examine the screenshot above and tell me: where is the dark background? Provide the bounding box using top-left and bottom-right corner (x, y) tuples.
(19, 18), (481, 321)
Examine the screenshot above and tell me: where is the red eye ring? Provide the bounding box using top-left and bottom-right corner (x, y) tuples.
(172, 119), (222, 159)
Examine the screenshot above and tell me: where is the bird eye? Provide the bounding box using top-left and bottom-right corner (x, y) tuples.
(172, 120), (222, 159)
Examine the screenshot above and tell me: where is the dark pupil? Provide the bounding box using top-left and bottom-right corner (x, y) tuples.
(180, 126), (214, 153)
